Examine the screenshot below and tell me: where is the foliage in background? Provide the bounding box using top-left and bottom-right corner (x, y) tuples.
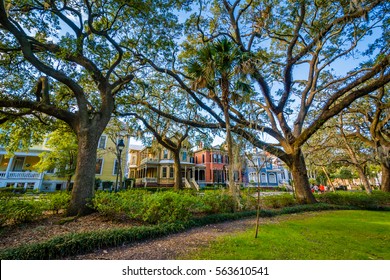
(35, 123), (78, 190)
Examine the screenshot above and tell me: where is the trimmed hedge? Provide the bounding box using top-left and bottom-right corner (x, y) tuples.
(316, 191), (390, 208)
(0, 203), (356, 260)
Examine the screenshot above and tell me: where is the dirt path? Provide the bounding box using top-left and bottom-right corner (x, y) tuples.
(71, 212), (319, 260)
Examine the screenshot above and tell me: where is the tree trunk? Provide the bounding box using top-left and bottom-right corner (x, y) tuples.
(289, 148), (317, 204)
(67, 130), (100, 216)
(173, 151), (183, 191)
(66, 175), (72, 192)
(355, 165), (372, 194)
(380, 161), (390, 192)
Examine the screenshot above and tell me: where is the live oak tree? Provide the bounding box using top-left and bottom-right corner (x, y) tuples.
(342, 85), (390, 191)
(304, 115), (376, 193)
(138, 0), (390, 203)
(0, 0), (187, 215)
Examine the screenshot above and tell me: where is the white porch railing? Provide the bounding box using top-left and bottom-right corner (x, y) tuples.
(0, 171), (43, 180)
(140, 158), (159, 165)
(142, 177), (157, 183)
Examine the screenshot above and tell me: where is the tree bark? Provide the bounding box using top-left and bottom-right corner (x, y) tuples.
(221, 75), (238, 208)
(288, 148), (317, 204)
(381, 161), (390, 192)
(66, 175), (72, 192)
(355, 165), (372, 194)
(173, 151), (183, 191)
(67, 129), (100, 216)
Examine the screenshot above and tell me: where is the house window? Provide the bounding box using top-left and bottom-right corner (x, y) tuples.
(261, 172), (267, 183)
(98, 135), (107, 149)
(96, 159), (103, 174)
(202, 154), (205, 163)
(170, 167), (174, 178)
(163, 150), (168, 159)
(182, 151), (187, 161)
(113, 159), (119, 175)
(131, 156), (136, 165)
(269, 173), (277, 183)
(162, 167), (167, 178)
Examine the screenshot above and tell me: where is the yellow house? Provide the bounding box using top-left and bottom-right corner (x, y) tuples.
(0, 141), (54, 190)
(0, 134), (130, 192)
(129, 143), (205, 190)
(95, 134), (130, 190)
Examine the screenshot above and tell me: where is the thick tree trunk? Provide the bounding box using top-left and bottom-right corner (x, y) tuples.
(381, 161), (390, 192)
(289, 149), (317, 204)
(355, 165), (372, 194)
(173, 151), (183, 191)
(67, 130), (100, 216)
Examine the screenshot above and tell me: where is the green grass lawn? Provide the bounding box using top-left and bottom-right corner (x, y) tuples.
(186, 210), (390, 260)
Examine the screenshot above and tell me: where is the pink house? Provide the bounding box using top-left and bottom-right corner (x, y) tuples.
(193, 143), (242, 186)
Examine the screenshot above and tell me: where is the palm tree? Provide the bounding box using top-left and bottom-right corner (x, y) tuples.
(186, 38), (250, 208)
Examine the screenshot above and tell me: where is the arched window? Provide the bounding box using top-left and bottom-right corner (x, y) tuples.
(269, 173), (276, 183)
(261, 173), (267, 183)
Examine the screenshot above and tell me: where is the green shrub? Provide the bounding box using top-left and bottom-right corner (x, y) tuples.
(0, 187), (25, 197)
(262, 194), (297, 208)
(42, 192), (71, 214)
(0, 198), (43, 226)
(201, 191), (236, 214)
(90, 191), (126, 220)
(316, 191), (390, 208)
(141, 191), (206, 224)
(239, 192), (257, 211)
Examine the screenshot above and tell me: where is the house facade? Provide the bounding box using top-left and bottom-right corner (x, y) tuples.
(0, 141), (67, 191)
(192, 144), (243, 186)
(0, 133), (129, 192)
(131, 145), (205, 189)
(128, 143), (245, 189)
(245, 150), (291, 188)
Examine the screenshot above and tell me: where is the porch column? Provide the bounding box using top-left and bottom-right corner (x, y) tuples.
(5, 156), (14, 179)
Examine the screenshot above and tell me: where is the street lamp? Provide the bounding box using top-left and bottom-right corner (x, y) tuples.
(115, 139), (125, 192)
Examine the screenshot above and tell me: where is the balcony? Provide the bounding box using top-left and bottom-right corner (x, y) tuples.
(0, 171), (43, 180)
(140, 158), (159, 165)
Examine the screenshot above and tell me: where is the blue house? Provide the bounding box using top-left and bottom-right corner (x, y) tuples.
(244, 150), (290, 188)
